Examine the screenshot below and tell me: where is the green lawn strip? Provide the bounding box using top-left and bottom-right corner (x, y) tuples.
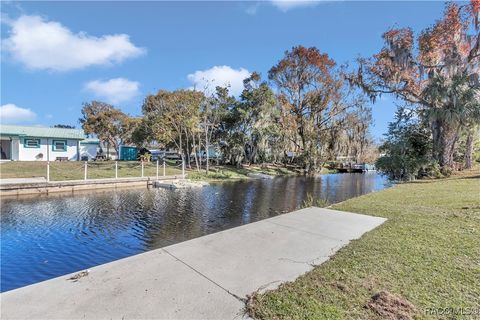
(0, 161), (182, 181)
(0, 162), (294, 181)
(248, 173), (480, 319)
(187, 165), (297, 181)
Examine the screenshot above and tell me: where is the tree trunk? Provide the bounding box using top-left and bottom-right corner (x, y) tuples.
(432, 119), (457, 174)
(185, 130), (191, 169)
(439, 124), (457, 174)
(192, 133), (200, 172)
(197, 132), (203, 170)
(465, 129), (474, 169)
(205, 124), (209, 174)
(431, 119), (441, 165)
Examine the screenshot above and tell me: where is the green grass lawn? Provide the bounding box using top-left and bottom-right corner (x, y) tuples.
(187, 164), (296, 181)
(0, 161), (297, 182)
(0, 161), (182, 181)
(248, 170), (480, 319)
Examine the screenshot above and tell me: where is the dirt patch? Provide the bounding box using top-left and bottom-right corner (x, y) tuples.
(366, 291), (417, 320)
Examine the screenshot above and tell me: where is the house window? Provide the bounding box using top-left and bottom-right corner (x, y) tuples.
(24, 138), (40, 148)
(52, 140), (67, 152)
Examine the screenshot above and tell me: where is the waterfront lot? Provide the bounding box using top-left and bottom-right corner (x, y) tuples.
(248, 169), (480, 319)
(0, 161), (295, 182)
(0, 161), (182, 181)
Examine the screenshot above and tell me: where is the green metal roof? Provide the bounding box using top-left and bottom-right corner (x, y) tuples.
(0, 125), (86, 140)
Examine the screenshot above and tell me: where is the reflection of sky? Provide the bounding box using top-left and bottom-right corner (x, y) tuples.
(1, 173), (391, 292)
(241, 183), (255, 224)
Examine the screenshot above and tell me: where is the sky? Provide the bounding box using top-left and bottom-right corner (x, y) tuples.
(1, 1), (448, 139)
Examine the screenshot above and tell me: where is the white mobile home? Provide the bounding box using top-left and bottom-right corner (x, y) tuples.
(0, 125), (86, 161)
(79, 139), (100, 161)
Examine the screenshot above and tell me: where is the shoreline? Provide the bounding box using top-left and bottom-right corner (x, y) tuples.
(0, 164), (343, 197)
(247, 169), (480, 319)
(0, 175), (183, 197)
(0, 207), (386, 319)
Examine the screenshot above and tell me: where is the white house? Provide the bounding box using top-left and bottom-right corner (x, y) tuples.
(0, 125), (98, 161)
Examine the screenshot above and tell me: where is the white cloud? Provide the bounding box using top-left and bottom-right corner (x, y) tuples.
(0, 104), (37, 124)
(85, 78), (140, 104)
(187, 65), (251, 96)
(270, 0), (320, 12)
(245, 3), (261, 15)
(2, 15), (145, 71)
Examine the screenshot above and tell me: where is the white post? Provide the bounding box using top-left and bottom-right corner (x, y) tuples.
(156, 160), (159, 179)
(182, 158), (185, 179)
(46, 161), (50, 182)
(115, 161), (118, 179)
(84, 161), (87, 181)
(141, 161), (144, 178)
(163, 160), (166, 177)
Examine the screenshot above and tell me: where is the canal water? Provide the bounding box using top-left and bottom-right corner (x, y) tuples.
(0, 173), (390, 292)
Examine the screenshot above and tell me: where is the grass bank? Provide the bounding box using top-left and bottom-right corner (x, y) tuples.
(248, 169), (480, 319)
(0, 161), (298, 182)
(187, 165), (296, 181)
(0, 161), (340, 183)
(0, 161), (182, 181)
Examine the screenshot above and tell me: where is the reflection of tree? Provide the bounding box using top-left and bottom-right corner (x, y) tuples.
(2, 174), (392, 289)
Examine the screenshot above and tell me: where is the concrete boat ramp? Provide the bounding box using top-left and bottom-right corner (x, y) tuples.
(0, 207), (386, 319)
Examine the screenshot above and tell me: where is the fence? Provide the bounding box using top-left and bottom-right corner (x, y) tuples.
(0, 160), (185, 182)
(50, 159), (185, 182)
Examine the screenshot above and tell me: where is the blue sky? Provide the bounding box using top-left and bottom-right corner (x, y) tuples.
(1, 1), (447, 139)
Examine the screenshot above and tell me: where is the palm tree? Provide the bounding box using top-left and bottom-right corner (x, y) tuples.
(421, 73), (480, 172)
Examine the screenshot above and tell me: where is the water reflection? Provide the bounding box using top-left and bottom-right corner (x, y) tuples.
(0, 173), (390, 292)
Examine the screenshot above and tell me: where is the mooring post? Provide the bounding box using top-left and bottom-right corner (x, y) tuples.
(141, 161), (144, 178)
(156, 160), (159, 179)
(84, 161), (87, 181)
(115, 161), (118, 179)
(46, 161), (50, 182)
(163, 159), (166, 177)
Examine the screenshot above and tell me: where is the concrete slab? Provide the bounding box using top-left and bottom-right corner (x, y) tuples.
(0, 207), (386, 319)
(164, 208), (386, 297)
(268, 207), (387, 241)
(1, 249), (244, 320)
(164, 219), (342, 297)
(0, 177), (46, 185)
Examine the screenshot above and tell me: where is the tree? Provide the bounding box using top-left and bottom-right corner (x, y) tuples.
(268, 46), (344, 174)
(239, 72), (281, 164)
(269, 46), (372, 173)
(201, 86), (231, 173)
(213, 87), (246, 167)
(79, 101), (134, 159)
(350, 1), (480, 173)
(376, 108), (434, 180)
(141, 90), (204, 169)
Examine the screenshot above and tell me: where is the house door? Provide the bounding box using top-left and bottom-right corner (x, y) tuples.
(0, 139), (11, 160)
